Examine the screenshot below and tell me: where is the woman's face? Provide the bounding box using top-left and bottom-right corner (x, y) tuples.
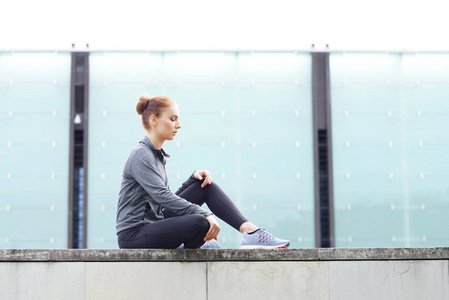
(153, 102), (181, 141)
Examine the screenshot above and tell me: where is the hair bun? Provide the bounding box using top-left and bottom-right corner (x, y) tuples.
(136, 95), (151, 115)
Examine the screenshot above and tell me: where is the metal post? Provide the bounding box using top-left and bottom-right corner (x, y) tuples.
(68, 52), (89, 249)
(312, 52), (335, 248)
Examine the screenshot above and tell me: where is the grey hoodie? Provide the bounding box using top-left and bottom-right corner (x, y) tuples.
(116, 136), (211, 234)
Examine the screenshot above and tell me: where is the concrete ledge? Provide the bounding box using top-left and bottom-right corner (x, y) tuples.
(0, 249), (50, 261)
(2, 248), (449, 299)
(1, 247), (449, 262)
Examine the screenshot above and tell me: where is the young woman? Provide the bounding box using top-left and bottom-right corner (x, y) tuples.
(116, 95), (290, 249)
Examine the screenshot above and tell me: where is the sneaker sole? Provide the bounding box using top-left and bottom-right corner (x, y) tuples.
(240, 243), (290, 249)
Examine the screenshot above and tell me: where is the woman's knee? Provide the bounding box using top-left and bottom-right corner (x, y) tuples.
(188, 214), (209, 232)
(193, 180), (219, 190)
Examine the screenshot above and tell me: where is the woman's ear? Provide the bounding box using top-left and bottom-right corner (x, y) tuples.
(150, 115), (158, 127)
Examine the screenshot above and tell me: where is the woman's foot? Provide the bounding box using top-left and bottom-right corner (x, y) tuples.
(201, 239), (220, 249)
(240, 228), (290, 249)
(177, 239), (220, 249)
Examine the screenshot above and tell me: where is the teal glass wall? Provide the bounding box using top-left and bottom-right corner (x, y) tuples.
(88, 51), (314, 248)
(330, 52), (449, 247)
(0, 52), (71, 248)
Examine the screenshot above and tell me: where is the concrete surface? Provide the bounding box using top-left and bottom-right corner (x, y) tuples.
(329, 260), (449, 300)
(0, 262), (84, 299)
(1, 247), (449, 262)
(85, 262), (206, 300)
(208, 261), (329, 300)
(0, 248), (448, 300)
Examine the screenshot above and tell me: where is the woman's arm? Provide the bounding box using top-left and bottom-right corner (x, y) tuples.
(175, 172), (197, 196)
(130, 149), (211, 217)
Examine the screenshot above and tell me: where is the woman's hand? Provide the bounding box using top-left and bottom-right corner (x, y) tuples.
(205, 214), (221, 241)
(194, 170), (213, 188)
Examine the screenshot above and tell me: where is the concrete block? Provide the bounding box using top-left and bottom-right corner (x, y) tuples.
(329, 260), (449, 300)
(2, 248), (449, 263)
(85, 262), (206, 300)
(0, 262), (84, 300)
(50, 249), (184, 262)
(319, 247), (449, 261)
(185, 248), (319, 261)
(207, 261), (329, 300)
(0, 249), (49, 261)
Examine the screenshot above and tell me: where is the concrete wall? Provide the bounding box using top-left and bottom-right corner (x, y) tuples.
(1, 248), (448, 300)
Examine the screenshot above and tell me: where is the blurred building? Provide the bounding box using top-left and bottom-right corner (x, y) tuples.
(0, 50), (448, 249)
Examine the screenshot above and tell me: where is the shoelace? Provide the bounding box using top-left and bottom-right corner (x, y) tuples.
(258, 229), (274, 244)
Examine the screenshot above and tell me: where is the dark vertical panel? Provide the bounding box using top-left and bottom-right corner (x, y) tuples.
(68, 52), (89, 249)
(68, 54), (76, 248)
(325, 53), (335, 248)
(83, 54), (89, 249)
(312, 52), (335, 248)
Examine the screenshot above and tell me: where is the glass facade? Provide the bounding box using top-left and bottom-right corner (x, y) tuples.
(0, 52), (71, 248)
(330, 52), (449, 247)
(1, 50), (448, 249)
(87, 51), (315, 248)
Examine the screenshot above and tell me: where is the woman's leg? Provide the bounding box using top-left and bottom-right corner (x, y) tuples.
(164, 181), (250, 231)
(118, 214), (209, 249)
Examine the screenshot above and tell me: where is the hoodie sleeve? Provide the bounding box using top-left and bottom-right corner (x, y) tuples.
(130, 149), (211, 217)
(175, 172), (198, 196)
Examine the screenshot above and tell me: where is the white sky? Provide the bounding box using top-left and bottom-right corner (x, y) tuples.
(1, 0), (449, 51)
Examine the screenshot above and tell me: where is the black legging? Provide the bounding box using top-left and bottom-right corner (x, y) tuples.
(117, 181), (248, 249)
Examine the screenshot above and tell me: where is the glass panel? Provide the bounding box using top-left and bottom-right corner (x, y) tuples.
(330, 52), (449, 247)
(88, 52), (314, 248)
(0, 52), (71, 248)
